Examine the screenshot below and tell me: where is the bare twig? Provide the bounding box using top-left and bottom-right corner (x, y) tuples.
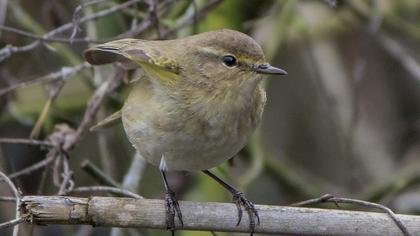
(0, 43), (40, 62)
(7, 123), (72, 182)
(376, 33), (420, 83)
(290, 194), (336, 207)
(57, 154), (74, 195)
(345, 1), (420, 83)
(0, 171), (21, 236)
(70, 0), (112, 42)
(117, 0), (172, 38)
(162, 0), (224, 38)
(0, 0), (141, 62)
(292, 194), (411, 236)
(150, 0), (162, 38)
(62, 67), (123, 151)
(80, 159), (122, 188)
(20, 196), (420, 235)
(0, 196), (17, 202)
(118, 0), (223, 39)
(7, 148), (57, 180)
(0, 62), (90, 97)
(0, 138), (53, 147)
(0, 216), (26, 230)
(0, 25), (99, 43)
(30, 78), (66, 139)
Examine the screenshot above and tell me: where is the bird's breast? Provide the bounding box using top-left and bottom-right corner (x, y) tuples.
(122, 79), (266, 171)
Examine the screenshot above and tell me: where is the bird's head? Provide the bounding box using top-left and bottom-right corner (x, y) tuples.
(181, 29), (287, 84)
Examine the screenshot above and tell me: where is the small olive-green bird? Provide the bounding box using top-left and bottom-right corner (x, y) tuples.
(84, 29), (286, 235)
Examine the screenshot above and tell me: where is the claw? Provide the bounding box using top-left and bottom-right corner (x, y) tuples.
(234, 197), (243, 226)
(232, 191), (260, 235)
(165, 190), (183, 233)
(161, 169), (184, 235)
(202, 170), (260, 235)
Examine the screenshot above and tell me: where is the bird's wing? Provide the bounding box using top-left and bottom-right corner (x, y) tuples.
(84, 39), (180, 74)
(89, 110), (122, 132)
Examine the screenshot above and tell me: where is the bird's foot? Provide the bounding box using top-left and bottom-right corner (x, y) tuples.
(232, 191), (260, 236)
(165, 189), (183, 235)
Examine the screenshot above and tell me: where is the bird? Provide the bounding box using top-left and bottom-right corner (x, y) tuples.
(84, 29), (287, 235)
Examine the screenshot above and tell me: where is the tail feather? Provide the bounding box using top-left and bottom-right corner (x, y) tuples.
(90, 110), (122, 132)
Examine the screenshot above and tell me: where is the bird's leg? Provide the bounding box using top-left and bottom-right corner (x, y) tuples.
(160, 169), (183, 235)
(202, 170), (260, 235)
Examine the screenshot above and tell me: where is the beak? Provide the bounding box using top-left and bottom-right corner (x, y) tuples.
(256, 63), (287, 75)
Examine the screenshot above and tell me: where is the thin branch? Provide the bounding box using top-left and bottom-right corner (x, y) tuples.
(0, 216), (26, 230)
(118, 0), (223, 39)
(80, 159), (122, 188)
(162, 0), (224, 38)
(0, 25), (99, 43)
(30, 79), (66, 139)
(290, 194), (335, 207)
(292, 194), (411, 236)
(117, 0), (171, 38)
(62, 67), (123, 151)
(7, 148), (57, 180)
(0, 62), (90, 97)
(0, 0), (142, 62)
(148, 0), (163, 38)
(0, 196), (17, 202)
(0, 43), (40, 62)
(20, 196), (420, 235)
(376, 33), (420, 83)
(70, 0), (113, 42)
(57, 154), (74, 195)
(0, 138), (53, 147)
(0, 171), (21, 236)
(344, 1), (420, 83)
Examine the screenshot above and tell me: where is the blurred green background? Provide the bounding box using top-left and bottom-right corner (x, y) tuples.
(1, 0), (420, 235)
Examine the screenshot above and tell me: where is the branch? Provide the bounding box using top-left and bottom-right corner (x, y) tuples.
(0, 216), (26, 230)
(0, 138), (53, 147)
(161, 0), (224, 38)
(376, 33), (420, 83)
(62, 67), (123, 151)
(0, 171), (21, 236)
(80, 160), (122, 188)
(0, 62), (90, 97)
(20, 196), (420, 235)
(0, 25), (99, 44)
(292, 194), (411, 236)
(0, 0), (141, 62)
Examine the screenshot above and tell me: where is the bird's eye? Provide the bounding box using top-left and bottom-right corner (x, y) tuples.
(222, 55), (237, 67)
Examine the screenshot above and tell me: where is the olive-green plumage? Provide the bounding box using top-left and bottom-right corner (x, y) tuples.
(84, 29), (286, 171)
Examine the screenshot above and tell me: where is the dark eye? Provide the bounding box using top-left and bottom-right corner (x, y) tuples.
(222, 55), (237, 67)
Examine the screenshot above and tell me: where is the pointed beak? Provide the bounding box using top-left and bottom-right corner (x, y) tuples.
(256, 63), (287, 75)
